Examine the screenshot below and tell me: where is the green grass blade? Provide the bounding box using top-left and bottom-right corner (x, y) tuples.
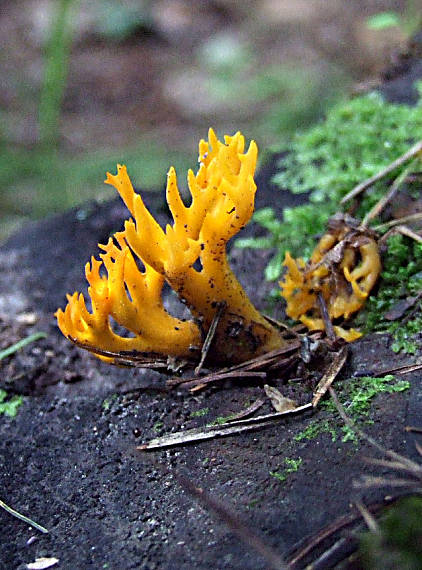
(0, 332), (47, 361)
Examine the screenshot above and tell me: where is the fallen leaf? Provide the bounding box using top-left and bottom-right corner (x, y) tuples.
(264, 385), (297, 412)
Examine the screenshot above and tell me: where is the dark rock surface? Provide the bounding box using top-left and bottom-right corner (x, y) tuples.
(1, 53), (422, 570)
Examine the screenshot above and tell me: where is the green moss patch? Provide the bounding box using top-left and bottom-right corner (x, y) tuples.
(270, 457), (303, 482)
(358, 234), (422, 354)
(295, 375), (410, 444)
(0, 390), (23, 418)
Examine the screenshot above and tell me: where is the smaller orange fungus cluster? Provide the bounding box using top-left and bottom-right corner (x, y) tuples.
(56, 129), (284, 365)
(280, 215), (381, 341)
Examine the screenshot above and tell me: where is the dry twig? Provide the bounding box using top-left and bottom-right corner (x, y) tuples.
(354, 500), (380, 533)
(316, 292), (336, 342)
(138, 403), (313, 450)
(194, 302), (226, 375)
(395, 224), (422, 243)
(341, 140), (422, 204)
(353, 476), (422, 490)
(287, 511), (357, 568)
(168, 340), (302, 390)
(376, 362), (422, 376)
(375, 212), (422, 231)
(224, 398), (265, 421)
(406, 426), (422, 434)
(360, 158), (419, 228)
(312, 346), (348, 407)
(306, 536), (357, 570)
(188, 371), (267, 393)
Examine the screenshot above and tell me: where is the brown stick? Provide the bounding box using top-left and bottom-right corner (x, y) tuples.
(317, 292), (336, 342)
(354, 500), (380, 533)
(168, 340), (301, 388)
(224, 398), (265, 421)
(312, 346), (348, 407)
(188, 370), (267, 392)
(406, 426), (422, 434)
(374, 363), (422, 376)
(195, 301), (226, 375)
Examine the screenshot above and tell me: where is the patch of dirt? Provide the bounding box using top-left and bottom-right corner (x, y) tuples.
(1, 54), (422, 570)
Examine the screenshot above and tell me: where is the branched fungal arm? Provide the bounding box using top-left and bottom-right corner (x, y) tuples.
(280, 217), (381, 341)
(56, 234), (201, 361)
(56, 129), (284, 365)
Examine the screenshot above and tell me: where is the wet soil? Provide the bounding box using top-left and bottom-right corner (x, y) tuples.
(1, 57), (422, 570)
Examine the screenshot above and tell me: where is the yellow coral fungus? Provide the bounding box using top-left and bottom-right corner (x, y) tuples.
(56, 129), (285, 366)
(280, 215), (381, 341)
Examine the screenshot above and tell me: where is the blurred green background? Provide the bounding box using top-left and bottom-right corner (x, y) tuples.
(0, 0), (414, 241)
